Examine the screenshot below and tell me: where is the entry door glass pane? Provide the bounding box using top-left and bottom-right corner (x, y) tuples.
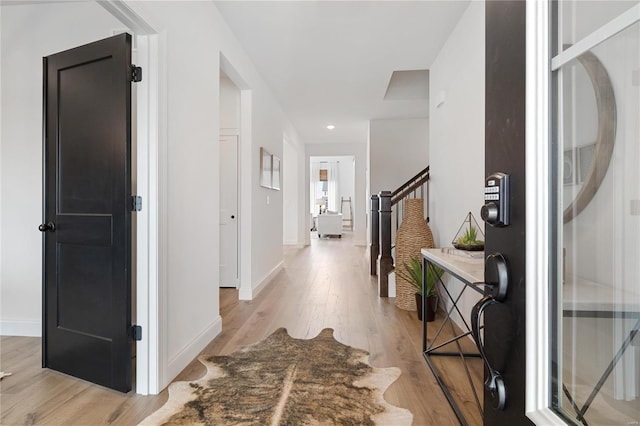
(553, 15), (640, 425)
(560, 1), (639, 52)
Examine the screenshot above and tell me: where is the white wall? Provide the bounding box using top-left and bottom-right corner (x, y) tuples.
(367, 117), (429, 247)
(338, 157), (355, 208)
(428, 1), (485, 328)
(283, 135), (307, 247)
(283, 138), (304, 246)
(0, 2), (129, 337)
(368, 118), (429, 196)
(125, 2), (221, 384)
(305, 144), (367, 246)
(220, 73), (240, 130)
(133, 1), (302, 382)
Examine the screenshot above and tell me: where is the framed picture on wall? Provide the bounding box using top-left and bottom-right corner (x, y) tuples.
(271, 155), (281, 190)
(260, 147), (272, 188)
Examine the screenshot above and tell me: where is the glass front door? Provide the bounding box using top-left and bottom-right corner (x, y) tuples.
(551, 2), (640, 424)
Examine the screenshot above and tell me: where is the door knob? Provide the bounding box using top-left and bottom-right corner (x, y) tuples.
(39, 222), (56, 232)
(481, 203), (499, 223)
(231, 215), (235, 219)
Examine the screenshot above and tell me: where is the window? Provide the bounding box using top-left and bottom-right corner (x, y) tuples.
(550, 3), (640, 424)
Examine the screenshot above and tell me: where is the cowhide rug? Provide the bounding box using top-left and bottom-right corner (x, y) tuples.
(139, 328), (412, 425)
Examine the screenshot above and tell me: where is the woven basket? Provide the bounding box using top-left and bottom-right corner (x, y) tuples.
(395, 199), (434, 311)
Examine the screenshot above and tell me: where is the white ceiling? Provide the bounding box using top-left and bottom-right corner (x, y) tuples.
(215, 1), (470, 145)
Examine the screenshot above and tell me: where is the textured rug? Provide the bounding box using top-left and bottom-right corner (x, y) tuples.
(139, 328), (412, 425)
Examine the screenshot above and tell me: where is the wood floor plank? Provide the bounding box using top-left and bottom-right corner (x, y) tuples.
(1, 232), (478, 425)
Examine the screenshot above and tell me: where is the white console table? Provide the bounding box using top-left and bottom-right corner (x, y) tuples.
(421, 248), (486, 426)
(420, 249), (640, 425)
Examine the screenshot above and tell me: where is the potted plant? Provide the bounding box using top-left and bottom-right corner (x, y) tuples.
(452, 212), (485, 251)
(453, 225), (484, 250)
(396, 256), (444, 321)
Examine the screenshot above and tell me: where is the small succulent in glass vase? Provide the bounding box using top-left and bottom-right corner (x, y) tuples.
(452, 212), (485, 251)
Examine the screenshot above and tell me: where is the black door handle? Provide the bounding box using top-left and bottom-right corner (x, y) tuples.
(39, 222), (56, 232)
(231, 215), (235, 219)
(485, 253), (509, 302)
(471, 295), (507, 410)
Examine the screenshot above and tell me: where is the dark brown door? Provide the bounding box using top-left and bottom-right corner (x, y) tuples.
(483, 2), (533, 424)
(42, 33), (133, 392)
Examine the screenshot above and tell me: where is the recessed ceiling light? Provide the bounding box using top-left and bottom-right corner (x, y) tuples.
(326, 124), (335, 130)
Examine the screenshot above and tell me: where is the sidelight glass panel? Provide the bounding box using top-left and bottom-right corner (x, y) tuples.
(559, 1), (639, 52)
(553, 12), (640, 425)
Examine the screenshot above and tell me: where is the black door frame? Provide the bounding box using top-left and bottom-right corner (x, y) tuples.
(484, 2), (590, 424)
(483, 2), (534, 424)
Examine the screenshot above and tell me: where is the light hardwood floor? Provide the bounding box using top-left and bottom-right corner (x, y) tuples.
(1, 232), (482, 425)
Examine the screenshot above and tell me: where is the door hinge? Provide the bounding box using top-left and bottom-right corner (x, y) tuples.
(131, 65), (142, 82)
(131, 195), (142, 212)
(132, 325), (142, 341)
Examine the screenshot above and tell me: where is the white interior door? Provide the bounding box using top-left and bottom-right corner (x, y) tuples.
(220, 135), (239, 288)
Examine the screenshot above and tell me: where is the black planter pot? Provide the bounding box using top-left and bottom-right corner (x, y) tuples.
(415, 293), (438, 322)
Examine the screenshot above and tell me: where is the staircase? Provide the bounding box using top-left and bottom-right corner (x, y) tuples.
(370, 166), (430, 297)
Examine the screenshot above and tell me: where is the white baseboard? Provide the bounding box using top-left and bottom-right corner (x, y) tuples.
(166, 315), (222, 384)
(353, 239), (367, 247)
(239, 261), (283, 301)
(0, 319), (41, 337)
(388, 271), (396, 298)
(283, 241), (305, 248)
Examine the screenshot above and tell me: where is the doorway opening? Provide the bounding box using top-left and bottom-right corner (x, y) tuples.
(219, 70), (241, 291)
(309, 156), (355, 239)
(218, 53), (254, 307)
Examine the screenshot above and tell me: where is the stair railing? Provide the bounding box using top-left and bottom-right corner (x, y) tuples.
(370, 166), (430, 297)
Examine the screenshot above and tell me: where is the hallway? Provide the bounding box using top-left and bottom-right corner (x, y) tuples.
(1, 235), (475, 425)
(185, 233), (479, 425)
